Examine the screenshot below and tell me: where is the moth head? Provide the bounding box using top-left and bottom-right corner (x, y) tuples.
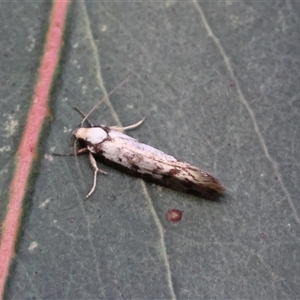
(72, 127), (87, 140)
(73, 127), (107, 144)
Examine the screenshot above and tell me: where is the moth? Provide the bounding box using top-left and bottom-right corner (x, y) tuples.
(65, 80), (225, 199)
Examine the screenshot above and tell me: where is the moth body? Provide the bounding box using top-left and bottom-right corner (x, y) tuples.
(73, 125), (225, 198)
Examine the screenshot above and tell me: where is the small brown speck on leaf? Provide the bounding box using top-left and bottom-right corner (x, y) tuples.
(166, 209), (183, 222)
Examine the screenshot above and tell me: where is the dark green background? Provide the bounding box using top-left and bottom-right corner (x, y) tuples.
(1, 1), (300, 299)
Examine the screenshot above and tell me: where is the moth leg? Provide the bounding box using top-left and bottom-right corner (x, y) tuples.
(86, 152), (107, 199)
(110, 117), (145, 133)
(77, 148), (89, 155)
(53, 148), (89, 156)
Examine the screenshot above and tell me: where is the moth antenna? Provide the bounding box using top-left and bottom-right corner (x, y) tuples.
(74, 107), (94, 127)
(73, 137), (84, 191)
(73, 138), (78, 157)
(80, 74), (132, 127)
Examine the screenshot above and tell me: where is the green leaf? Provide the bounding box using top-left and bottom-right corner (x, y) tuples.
(2, 1), (300, 299)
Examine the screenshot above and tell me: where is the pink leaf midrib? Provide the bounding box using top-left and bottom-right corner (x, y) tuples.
(0, 0), (70, 297)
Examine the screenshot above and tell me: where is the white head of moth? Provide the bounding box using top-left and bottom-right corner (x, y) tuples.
(75, 127), (107, 145)
(72, 79), (225, 199)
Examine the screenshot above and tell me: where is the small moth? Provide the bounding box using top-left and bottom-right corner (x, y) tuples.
(67, 80), (225, 199)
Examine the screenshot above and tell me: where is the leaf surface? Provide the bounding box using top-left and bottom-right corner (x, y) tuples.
(2, 1), (300, 299)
